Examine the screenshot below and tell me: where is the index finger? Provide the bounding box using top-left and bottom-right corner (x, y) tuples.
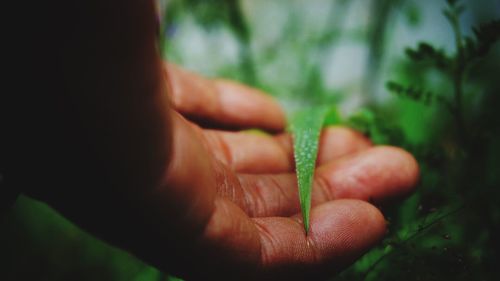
(165, 63), (286, 132)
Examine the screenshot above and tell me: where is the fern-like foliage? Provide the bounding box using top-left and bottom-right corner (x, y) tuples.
(358, 2), (500, 279)
(404, 43), (451, 70)
(467, 19), (500, 59)
(388, 0), (500, 144)
(386, 81), (434, 105)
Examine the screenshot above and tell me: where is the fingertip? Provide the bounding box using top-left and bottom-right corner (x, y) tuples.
(309, 200), (386, 254)
(318, 126), (372, 164)
(373, 146), (420, 197)
(318, 146), (420, 203)
(254, 200), (386, 279)
(300, 200), (386, 275)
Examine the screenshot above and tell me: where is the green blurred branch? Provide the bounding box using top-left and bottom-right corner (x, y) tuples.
(444, 1), (468, 145)
(225, 0), (257, 85)
(362, 206), (464, 280)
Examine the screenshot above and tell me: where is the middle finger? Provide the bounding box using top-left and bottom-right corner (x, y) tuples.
(235, 146), (419, 218)
(202, 126), (372, 174)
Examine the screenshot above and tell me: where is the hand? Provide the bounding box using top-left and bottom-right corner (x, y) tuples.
(2, 1), (418, 280)
(154, 63), (419, 280)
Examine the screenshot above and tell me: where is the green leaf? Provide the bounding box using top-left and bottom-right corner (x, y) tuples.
(289, 105), (340, 233)
(166, 276), (185, 281)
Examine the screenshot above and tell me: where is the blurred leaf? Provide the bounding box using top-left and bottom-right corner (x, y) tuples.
(404, 3), (421, 27)
(166, 275), (184, 281)
(386, 81), (434, 105)
(405, 42), (451, 69)
(324, 106), (343, 126)
(133, 267), (161, 281)
(471, 19), (500, 58)
(345, 109), (376, 135)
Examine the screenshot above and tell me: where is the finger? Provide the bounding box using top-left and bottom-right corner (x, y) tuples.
(202, 129), (292, 174)
(165, 63), (285, 131)
(237, 146), (419, 217)
(253, 200), (386, 280)
(275, 126), (372, 166)
(317, 127), (372, 164)
(316, 146), (419, 203)
(178, 199), (385, 281)
(202, 126), (372, 174)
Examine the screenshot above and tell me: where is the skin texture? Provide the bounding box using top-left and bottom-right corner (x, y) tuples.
(159, 66), (419, 280)
(5, 1), (419, 280)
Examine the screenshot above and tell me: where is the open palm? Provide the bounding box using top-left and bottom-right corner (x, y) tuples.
(156, 63), (419, 280)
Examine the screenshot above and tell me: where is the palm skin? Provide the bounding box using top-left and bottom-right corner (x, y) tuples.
(150, 63), (420, 280)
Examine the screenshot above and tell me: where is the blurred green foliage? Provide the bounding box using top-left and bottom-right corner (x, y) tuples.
(1, 0), (500, 280)
(0, 196), (164, 281)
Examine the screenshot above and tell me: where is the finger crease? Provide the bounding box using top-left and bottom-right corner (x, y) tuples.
(217, 136), (233, 167)
(306, 236), (320, 265)
(268, 176), (291, 215)
(315, 175), (335, 202)
(239, 176), (256, 217)
(252, 178), (269, 217)
(252, 219), (277, 267)
(205, 132), (234, 167)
